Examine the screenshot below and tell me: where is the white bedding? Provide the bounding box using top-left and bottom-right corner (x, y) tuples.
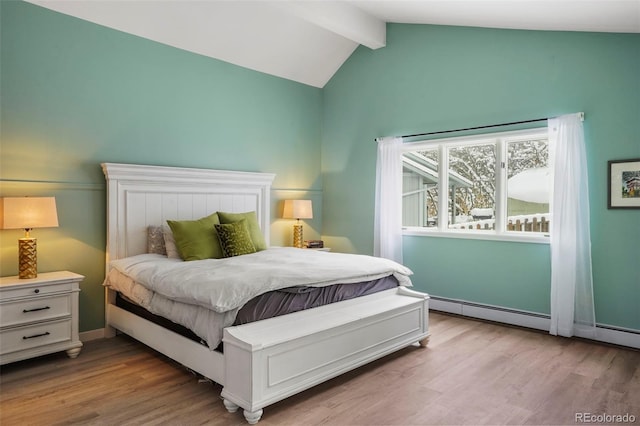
(109, 247), (413, 311)
(104, 268), (234, 349)
(104, 247), (413, 349)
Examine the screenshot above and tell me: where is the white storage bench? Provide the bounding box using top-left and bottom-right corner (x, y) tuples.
(221, 286), (430, 424)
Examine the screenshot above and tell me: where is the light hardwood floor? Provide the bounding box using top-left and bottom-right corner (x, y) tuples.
(1, 312), (639, 425)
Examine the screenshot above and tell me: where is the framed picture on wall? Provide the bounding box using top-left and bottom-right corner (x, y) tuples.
(608, 158), (640, 209)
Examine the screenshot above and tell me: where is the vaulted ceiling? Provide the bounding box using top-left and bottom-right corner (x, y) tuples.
(27, 1), (640, 88)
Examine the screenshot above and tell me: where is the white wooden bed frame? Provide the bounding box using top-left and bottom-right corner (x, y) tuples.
(102, 162), (430, 424)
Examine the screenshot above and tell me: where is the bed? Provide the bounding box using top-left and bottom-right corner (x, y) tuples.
(101, 162), (430, 424)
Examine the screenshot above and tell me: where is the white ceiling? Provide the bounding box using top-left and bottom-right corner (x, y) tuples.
(27, 1), (640, 88)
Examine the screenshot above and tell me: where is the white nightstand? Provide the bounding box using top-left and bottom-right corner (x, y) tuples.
(0, 271), (83, 365)
(303, 247), (331, 252)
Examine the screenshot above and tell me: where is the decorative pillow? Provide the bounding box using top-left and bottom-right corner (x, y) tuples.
(217, 211), (267, 251)
(166, 213), (223, 261)
(162, 225), (181, 259)
(147, 226), (167, 255)
(214, 219), (256, 258)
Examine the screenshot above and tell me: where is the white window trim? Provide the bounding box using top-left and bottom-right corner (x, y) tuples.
(401, 127), (550, 244)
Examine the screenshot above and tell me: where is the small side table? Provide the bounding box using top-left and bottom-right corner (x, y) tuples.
(0, 271), (83, 365)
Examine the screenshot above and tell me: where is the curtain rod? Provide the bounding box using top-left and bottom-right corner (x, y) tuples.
(374, 112), (584, 142)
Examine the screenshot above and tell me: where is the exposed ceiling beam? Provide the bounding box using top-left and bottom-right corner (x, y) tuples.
(271, 0), (386, 49)
(22, 1), (638, 89)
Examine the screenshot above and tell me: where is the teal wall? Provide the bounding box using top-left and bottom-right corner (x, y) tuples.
(2, 3), (639, 334)
(0, 1), (323, 331)
(322, 24), (640, 330)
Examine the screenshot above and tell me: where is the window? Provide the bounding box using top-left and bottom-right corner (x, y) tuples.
(402, 128), (550, 240)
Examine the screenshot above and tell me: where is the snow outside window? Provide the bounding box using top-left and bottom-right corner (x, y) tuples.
(401, 128), (550, 242)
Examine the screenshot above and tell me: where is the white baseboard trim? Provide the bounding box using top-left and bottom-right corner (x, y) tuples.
(80, 303), (640, 350)
(429, 296), (640, 349)
(576, 324), (640, 349)
(80, 328), (105, 342)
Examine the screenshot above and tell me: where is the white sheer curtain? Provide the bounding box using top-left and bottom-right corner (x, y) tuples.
(374, 136), (404, 263)
(548, 113), (596, 337)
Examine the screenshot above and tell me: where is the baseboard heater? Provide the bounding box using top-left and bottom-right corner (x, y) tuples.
(429, 296), (640, 349)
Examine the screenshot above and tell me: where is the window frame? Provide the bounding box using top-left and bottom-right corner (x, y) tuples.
(401, 127), (550, 244)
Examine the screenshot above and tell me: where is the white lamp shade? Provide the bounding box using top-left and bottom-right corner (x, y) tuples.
(0, 197), (59, 230)
(282, 199), (313, 220)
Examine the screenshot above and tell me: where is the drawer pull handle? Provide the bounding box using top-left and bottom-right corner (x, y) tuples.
(23, 331), (51, 340)
(23, 306), (51, 313)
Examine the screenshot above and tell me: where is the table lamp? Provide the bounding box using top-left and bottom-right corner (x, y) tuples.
(282, 200), (312, 248)
(0, 197), (59, 279)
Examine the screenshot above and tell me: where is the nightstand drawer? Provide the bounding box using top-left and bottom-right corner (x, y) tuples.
(0, 319), (72, 355)
(0, 272), (83, 364)
(0, 282), (73, 301)
(1, 295), (71, 328)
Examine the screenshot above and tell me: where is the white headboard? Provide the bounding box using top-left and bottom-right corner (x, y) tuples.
(101, 163), (275, 264)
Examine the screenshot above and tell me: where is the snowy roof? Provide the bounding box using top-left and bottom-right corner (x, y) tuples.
(470, 208), (494, 217)
(403, 152), (472, 188)
(508, 167), (551, 203)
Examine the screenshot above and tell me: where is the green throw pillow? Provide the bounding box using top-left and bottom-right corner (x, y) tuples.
(166, 213), (222, 261)
(217, 211), (267, 251)
(215, 220), (257, 258)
